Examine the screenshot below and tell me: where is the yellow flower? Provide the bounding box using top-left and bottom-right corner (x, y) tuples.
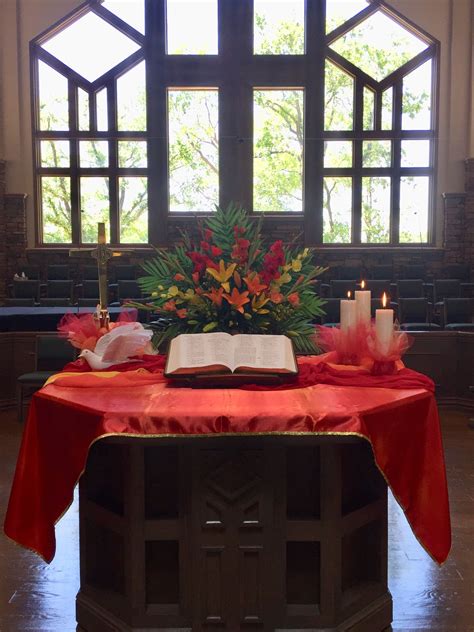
(207, 260), (237, 292)
(168, 285), (180, 297)
(251, 294), (269, 310)
(278, 272), (292, 284)
(291, 259), (302, 272)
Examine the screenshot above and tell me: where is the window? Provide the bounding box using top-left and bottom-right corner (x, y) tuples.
(31, 0), (438, 246)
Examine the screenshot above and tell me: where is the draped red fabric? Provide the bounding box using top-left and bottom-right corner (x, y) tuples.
(4, 355), (450, 565)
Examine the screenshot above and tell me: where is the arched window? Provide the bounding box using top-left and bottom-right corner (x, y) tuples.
(31, 0), (438, 246)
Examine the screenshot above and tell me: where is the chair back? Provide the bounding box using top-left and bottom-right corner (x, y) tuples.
(82, 280), (100, 299)
(36, 335), (76, 371)
(47, 279), (74, 299)
(13, 280), (41, 301)
(444, 298), (474, 324)
(329, 280), (357, 298)
(117, 280), (142, 301)
(445, 264), (470, 281)
(114, 265), (136, 281)
(398, 298), (429, 324)
(337, 266), (362, 281)
(16, 265), (41, 280)
(396, 279), (424, 298)
(77, 298), (100, 307)
(434, 279), (461, 302)
(369, 265), (393, 280)
(39, 298), (72, 307)
(4, 298), (36, 307)
(320, 298), (340, 324)
(365, 280), (392, 297)
(47, 264), (70, 280)
(82, 265), (99, 280)
(401, 264), (425, 280)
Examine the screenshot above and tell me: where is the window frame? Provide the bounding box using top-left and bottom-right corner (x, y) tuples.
(30, 0), (440, 248)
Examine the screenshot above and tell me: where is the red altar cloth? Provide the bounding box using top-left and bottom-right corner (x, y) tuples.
(4, 355), (450, 565)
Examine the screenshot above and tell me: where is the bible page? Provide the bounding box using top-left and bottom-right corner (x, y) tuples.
(166, 333), (233, 374)
(231, 335), (296, 373)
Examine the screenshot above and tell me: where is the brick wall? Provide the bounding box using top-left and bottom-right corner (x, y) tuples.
(464, 159), (474, 270)
(0, 162), (473, 297)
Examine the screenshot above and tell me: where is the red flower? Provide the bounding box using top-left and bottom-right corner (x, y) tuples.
(201, 241), (210, 252)
(204, 228), (213, 241)
(192, 271), (200, 285)
(204, 286), (224, 307)
(244, 272), (267, 295)
(174, 273), (185, 281)
(269, 291), (283, 304)
(211, 245), (223, 257)
(176, 308), (187, 319)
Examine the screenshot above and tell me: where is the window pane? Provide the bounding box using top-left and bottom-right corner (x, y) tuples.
(41, 177), (72, 243)
(323, 177), (352, 243)
(168, 90), (219, 212)
(167, 0), (217, 54)
(361, 177), (390, 243)
(330, 11), (427, 81)
(400, 176), (429, 243)
(362, 141), (391, 168)
(401, 140), (430, 167)
(78, 88), (90, 131)
(38, 62), (68, 131)
(324, 141), (352, 168)
(40, 141), (70, 168)
(118, 141), (147, 168)
(381, 87), (392, 130)
(326, 0), (368, 33)
(102, 0), (145, 34)
(254, 89), (304, 212)
(96, 89), (108, 131)
(81, 177), (110, 243)
(363, 87), (374, 130)
(41, 11), (140, 82)
(117, 61), (146, 131)
(254, 0), (304, 54)
(80, 141), (109, 168)
(119, 177), (148, 243)
(402, 60), (432, 130)
(325, 60), (353, 131)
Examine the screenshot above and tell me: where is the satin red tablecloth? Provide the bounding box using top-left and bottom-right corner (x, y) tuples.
(4, 355), (450, 564)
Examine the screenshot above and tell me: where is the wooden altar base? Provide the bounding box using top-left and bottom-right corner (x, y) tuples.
(76, 435), (392, 632)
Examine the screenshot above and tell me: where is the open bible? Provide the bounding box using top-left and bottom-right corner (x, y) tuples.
(165, 333), (298, 379)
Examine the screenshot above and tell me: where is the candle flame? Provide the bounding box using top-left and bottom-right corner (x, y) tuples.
(347, 290), (351, 299)
(382, 292), (387, 308)
(361, 279), (365, 289)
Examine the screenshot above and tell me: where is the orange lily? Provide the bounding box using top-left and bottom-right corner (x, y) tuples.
(244, 272), (267, 295)
(223, 288), (250, 313)
(204, 286), (224, 307)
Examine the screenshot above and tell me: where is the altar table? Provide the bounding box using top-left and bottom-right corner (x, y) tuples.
(4, 357), (451, 631)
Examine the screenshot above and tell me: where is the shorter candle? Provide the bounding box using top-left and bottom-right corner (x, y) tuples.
(375, 292), (394, 355)
(355, 280), (371, 325)
(340, 291), (357, 333)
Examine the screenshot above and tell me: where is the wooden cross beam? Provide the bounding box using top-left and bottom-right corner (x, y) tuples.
(69, 223), (130, 329)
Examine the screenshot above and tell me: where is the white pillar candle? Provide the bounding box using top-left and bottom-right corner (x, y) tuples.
(375, 293), (394, 355)
(355, 281), (371, 325)
(340, 294), (357, 333)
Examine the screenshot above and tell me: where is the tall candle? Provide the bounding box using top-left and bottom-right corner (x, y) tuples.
(375, 293), (394, 355)
(355, 280), (371, 326)
(340, 291), (357, 333)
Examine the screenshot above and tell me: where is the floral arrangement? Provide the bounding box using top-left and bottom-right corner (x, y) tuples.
(136, 205), (326, 353)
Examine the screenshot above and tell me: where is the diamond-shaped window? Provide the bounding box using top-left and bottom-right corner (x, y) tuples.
(41, 11), (141, 83)
(326, 0), (368, 33)
(102, 0), (145, 34)
(329, 11), (428, 81)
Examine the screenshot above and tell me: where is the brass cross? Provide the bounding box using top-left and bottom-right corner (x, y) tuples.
(69, 223), (126, 329)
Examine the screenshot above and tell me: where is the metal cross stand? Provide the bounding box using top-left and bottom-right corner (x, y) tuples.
(69, 223), (125, 330)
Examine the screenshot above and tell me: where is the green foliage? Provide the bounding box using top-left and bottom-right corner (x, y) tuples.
(135, 204), (326, 353)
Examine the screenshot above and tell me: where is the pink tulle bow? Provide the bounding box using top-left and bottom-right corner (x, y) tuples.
(57, 309), (138, 351)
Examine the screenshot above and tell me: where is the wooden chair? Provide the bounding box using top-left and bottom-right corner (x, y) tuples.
(17, 334), (76, 422)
